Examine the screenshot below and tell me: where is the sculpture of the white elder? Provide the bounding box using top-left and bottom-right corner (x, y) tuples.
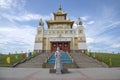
(54, 47), (63, 74)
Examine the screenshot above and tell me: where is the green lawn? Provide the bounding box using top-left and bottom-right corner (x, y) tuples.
(0, 53), (25, 67)
(90, 52), (120, 67)
(0, 52), (36, 67)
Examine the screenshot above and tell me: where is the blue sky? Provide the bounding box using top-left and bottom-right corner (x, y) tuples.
(0, 0), (120, 54)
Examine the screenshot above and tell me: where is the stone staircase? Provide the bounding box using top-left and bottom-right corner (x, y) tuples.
(70, 52), (108, 68)
(16, 52), (108, 68)
(16, 53), (47, 68)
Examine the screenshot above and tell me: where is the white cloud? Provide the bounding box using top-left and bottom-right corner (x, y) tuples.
(0, 0), (51, 53)
(0, 0), (13, 9)
(85, 5), (120, 37)
(87, 21), (95, 25)
(80, 16), (89, 21)
(108, 21), (120, 30)
(0, 26), (36, 54)
(88, 36), (110, 45)
(0, 0), (25, 10)
(86, 37), (95, 44)
(0, 0), (50, 22)
(73, 23), (77, 29)
(110, 44), (120, 48)
(2, 12), (51, 22)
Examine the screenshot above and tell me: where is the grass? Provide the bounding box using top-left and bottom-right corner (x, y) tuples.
(0, 52), (36, 67)
(89, 52), (120, 67)
(0, 53), (26, 67)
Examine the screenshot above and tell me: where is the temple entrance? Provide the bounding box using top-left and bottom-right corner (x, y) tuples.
(51, 41), (70, 53)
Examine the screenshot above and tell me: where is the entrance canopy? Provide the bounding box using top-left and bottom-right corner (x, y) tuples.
(50, 37), (71, 42)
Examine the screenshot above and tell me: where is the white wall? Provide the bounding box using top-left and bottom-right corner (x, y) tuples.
(34, 43), (43, 50)
(78, 42), (87, 49)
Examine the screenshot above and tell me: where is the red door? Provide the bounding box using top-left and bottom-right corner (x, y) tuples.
(51, 42), (57, 52)
(64, 42), (70, 53)
(51, 42), (70, 53)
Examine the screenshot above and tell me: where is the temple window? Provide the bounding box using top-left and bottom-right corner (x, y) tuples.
(79, 30), (83, 33)
(38, 30), (42, 34)
(80, 37), (82, 40)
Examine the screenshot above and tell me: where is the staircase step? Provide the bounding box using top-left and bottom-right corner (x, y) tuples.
(16, 53), (47, 68)
(70, 52), (108, 68)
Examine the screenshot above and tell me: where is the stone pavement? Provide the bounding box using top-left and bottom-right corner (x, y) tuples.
(0, 68), (120, 80)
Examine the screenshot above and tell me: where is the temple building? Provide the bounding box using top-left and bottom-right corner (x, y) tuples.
(34, 6), (87, 53)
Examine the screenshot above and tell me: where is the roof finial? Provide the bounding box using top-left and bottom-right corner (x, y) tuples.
(59, 4), (62, 10)
(58, 5), (62, 12)
(39, 18), (44, 26)
(77, 18), (82, 25)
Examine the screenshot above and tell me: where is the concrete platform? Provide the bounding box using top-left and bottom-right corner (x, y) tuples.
(49, 68), (69, 73)
(0, 68), (120, 80)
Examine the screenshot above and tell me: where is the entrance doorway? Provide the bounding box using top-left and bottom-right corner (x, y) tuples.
(51, 42), (70, 53)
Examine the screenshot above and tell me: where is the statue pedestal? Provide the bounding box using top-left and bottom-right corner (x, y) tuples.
(49, 68), (69, 74)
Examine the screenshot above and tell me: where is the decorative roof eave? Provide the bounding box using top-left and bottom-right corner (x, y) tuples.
(46, 20), (74, 23)
(46, 20), (74, 28)
(53, 12), (67, 16)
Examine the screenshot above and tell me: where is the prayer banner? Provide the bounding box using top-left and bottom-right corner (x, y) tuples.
(109, 58), (112, 66)
(21, 54), (26, 59)
(93, 53), (95, 58)
(15, 55), (18, 60)
(6, 57), (10, 64)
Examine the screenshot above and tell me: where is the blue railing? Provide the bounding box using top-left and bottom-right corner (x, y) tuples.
(47, 52), (72, 63)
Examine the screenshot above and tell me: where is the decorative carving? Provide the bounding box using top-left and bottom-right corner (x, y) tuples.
(79, 30), (83, 33)
(38, 30), (42, 34)
(59, 34), (61, 37)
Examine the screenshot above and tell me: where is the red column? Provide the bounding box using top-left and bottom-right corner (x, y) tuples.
(66, 42), (68, 52)
(50, 42), (51, 52)
(68, 42), (70, 53)
(51, 42), (52, 52)
(62, 42), (64, 51)
(56, 42), (58, 51)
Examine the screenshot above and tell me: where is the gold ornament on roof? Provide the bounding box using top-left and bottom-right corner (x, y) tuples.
(58, 5), (63, 13)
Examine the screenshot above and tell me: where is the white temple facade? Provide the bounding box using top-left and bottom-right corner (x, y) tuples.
(34, 6), (87, 53)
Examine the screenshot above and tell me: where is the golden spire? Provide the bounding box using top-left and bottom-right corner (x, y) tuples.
(58, 5), (62, 13)
(59, 5), (62, 11)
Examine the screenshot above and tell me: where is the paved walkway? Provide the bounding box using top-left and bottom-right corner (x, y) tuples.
(0, 68), (120, 80)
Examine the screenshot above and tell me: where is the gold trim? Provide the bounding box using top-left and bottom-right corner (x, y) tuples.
(46, 20), (74, 28)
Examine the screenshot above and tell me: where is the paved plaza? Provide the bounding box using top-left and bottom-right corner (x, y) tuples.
(0, 68), (120, 80)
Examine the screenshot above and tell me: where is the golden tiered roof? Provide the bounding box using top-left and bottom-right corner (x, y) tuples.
(46, 6), (74, 28)
(53, 5), (67, 15)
